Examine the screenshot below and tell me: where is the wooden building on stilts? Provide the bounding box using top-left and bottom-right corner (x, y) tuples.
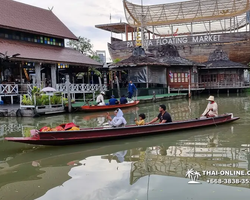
(200, 48), (250, 94)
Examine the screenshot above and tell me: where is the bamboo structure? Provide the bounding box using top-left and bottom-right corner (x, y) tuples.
(123, 0), (250, 36)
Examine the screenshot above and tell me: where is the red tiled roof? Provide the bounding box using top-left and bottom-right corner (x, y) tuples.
(0, 0), (77, 40)
(0, 39), (102, 66)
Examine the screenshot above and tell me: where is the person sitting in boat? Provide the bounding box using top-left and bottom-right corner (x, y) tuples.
(106, 108), (127, 127)
(201, 96), (218, 118)
(134, 113), (146, 125)
(96, 91), (105, 106)
(146, 104), (172, 125)
(120, 95), (128, 104)
(109, 95), (119, 105)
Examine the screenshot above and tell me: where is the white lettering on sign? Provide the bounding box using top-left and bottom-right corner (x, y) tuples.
(126, 34), (221, 47)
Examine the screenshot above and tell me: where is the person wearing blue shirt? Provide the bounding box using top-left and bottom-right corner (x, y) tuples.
(128, 80), (137, 99)
(109, 95), (119, 105)
(120, 95), (128, 104)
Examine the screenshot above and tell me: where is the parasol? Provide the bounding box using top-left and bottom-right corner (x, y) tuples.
(41, 87), (57, 92)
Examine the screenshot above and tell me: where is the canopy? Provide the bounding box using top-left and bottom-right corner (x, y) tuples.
(124, 0), (250, 36)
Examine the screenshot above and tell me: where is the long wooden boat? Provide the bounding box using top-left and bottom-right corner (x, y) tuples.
(81, 100), (139, 112)
(5, 113), (239, 146)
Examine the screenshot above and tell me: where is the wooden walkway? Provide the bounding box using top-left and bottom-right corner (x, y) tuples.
(0, 104), (20, 117)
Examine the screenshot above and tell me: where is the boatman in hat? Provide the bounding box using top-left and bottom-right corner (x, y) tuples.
(201, 96), (218, 118)
(96, 91), (105, 106)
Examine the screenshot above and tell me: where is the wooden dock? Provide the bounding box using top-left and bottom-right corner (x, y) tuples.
(0, 104), (20, 117)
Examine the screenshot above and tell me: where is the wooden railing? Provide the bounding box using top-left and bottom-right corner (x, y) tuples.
(201, 82), (249, 89)
(0, 84), (18, 94)
(56, 84), (107, 93)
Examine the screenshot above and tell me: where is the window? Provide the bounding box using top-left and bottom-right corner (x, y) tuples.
(172, 72), (189, 83)
(0, 28), (64, 47)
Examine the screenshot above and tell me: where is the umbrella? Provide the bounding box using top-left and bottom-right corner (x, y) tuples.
(41, 87), (57, 92)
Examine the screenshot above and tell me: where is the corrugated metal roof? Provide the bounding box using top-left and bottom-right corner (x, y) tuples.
(0, 39), (102, 66)
(0, 0), (77, 40)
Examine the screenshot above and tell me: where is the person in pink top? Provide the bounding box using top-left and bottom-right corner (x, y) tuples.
(201, 96), (218, 118)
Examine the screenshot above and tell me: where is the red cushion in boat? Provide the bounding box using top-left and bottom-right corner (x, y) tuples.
(64, 122), (79, 130)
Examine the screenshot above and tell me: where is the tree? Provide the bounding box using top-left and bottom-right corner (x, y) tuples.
(68, 36), (103, 77)
(67, 36), (94, 55)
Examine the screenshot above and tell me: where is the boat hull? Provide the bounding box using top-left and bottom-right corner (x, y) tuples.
(5, 114), (239, 146)
(81, 101), (139, 112)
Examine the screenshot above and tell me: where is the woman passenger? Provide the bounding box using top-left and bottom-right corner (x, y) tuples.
(106, 108), (127, 127)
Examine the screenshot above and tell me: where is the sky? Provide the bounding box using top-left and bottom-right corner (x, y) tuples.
(15, 0), (183, 62)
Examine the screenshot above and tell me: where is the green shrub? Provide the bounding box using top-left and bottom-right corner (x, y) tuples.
(22, 95), (33, 105)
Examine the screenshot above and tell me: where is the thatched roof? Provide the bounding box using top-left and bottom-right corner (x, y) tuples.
(202, 49), (249, 69)
(110, 45), (204, 69)
(110, 46), (168, 69)
(154, 44), (203, 66)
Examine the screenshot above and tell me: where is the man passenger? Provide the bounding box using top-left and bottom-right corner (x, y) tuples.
(109, 95), (119, 105)
(146, 104), (172, 125)
(120, 95), (128, 104)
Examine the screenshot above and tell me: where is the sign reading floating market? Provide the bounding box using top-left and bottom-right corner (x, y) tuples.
(127, 34), (222, 47)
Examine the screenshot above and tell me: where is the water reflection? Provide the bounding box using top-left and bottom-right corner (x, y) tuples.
(0, 95), (249, 137)
(0, 95), (250, 199)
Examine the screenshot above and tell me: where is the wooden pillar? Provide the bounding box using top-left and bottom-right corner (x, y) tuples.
(209, 21), (211, 34)
(171, 25), (174, 38)
(125, 25), (128, 41)
(146, 66), (149, 88)
(104, 72), (107, 88)
(66, 75), (71, 113)
(148, 31), (150, 40)
(134, 28), (136, 44)
(153, 26), (155, 39)
(35, 63), (41, 88)
(230, 18), (232, 33)
(110, 71), (113, 89)
(188, 68), (191, 98)
(246, 12), (248, 32)
(191, 22), (193, 35)
(131, 29), (134, 41)
(51, 64), (57, 89)
(19, 63), (23, 84)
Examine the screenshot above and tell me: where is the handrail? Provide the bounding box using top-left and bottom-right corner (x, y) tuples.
(56, 83), (107, 93)
(0, 84), (18, 94)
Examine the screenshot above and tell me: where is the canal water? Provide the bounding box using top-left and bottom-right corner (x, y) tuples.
(1, 94), (250, 200)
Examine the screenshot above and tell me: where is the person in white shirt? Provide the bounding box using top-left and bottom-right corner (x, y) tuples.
(201, 96), (218, 118)
(106, 108), (127, 127)
(96, 91), (105, 106)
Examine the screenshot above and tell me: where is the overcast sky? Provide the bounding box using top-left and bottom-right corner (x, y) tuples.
(15, 0), (182, 61)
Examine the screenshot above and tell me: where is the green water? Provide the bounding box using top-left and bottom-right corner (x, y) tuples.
(1, 94), (250, 200)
